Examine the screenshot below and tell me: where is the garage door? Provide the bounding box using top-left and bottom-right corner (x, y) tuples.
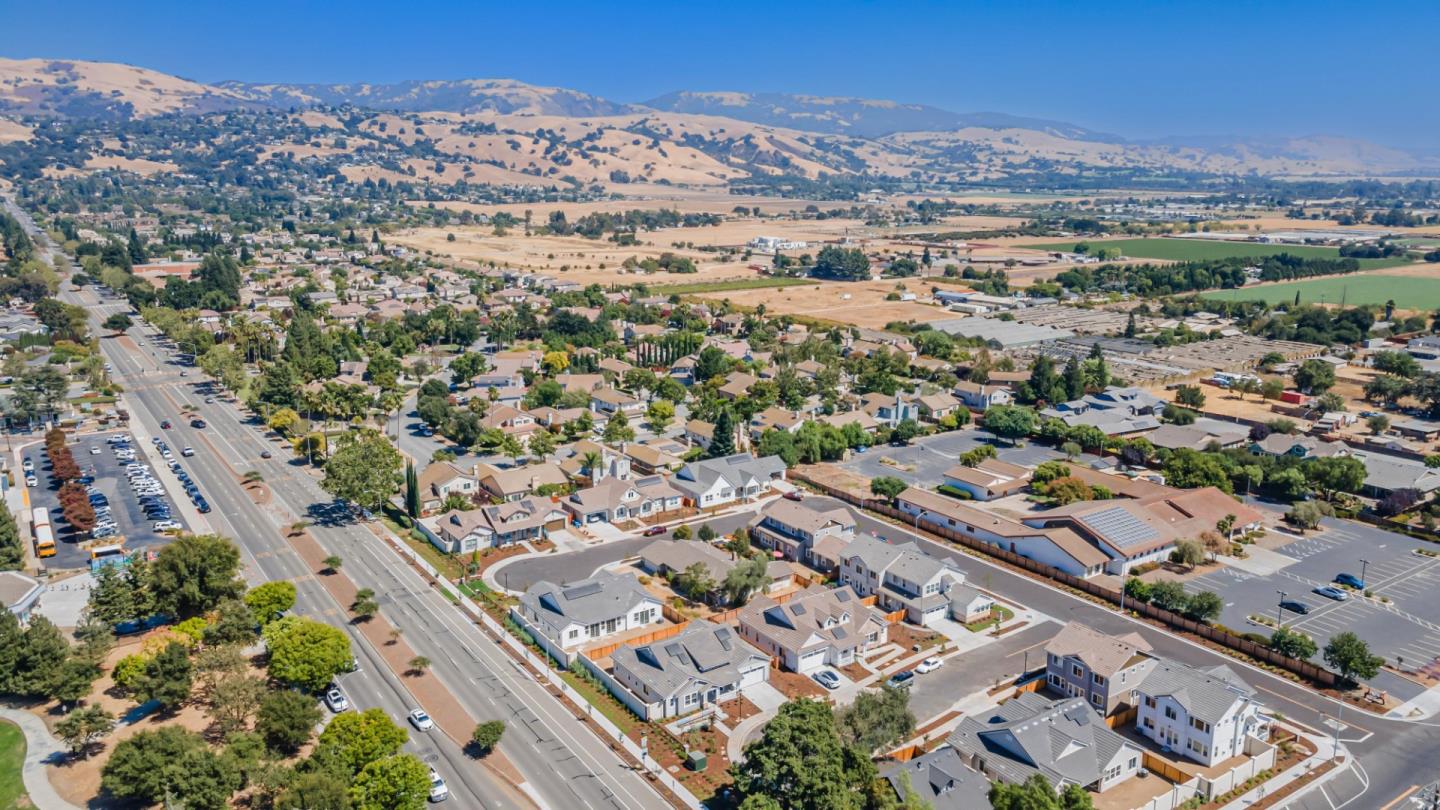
(798, 648), (827, 672)
(740, 663), (767, 687)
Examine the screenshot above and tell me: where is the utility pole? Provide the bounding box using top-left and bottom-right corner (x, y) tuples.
(1359, 558), (1370, 589)
(1276, 591), (1287, 626)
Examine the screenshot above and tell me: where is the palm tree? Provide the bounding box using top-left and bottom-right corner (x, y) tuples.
(407, 656), (431, 676)
(581, 451), (603, 486)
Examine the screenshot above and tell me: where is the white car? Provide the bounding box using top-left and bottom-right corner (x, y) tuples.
(153, 520), (183, 532)
(915, 656), (944, 675)
(323, 688), (349, 713)
(181, 447), (195, 457)
(428, 770), (449, 802)
(21, 459), (34, 472)
(89, 446), (102, 455)
(25, 476), (36, 488)
(408, 709), (434, 731)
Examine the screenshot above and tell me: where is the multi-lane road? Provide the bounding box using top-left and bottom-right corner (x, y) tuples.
(3, 197), (673, 810)
(13, 194), (1440, 808)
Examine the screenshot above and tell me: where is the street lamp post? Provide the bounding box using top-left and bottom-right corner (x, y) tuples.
(913, 509), (927, 538)
(1359, 558), (1370, 589)
(1276, 590), (1287, 626)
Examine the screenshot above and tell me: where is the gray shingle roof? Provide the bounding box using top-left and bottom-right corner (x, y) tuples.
(881, 747), (993, 810)
(948, 693), (1137, 790)
(1135, 659), (1257, 725)
(611, 620), (766, 701)
(519, 570), (654, 628)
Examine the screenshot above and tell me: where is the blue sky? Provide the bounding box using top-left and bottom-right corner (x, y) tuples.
(2, 0), (1435, 148)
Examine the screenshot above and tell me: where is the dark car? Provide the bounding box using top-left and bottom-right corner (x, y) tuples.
(195, 500), (211, 513)
(886, 670), (916, 689)
(643, 526), (666, 537)
(783, 490), (804, 502)
(260, 450), (272, 459)
(1279, 600), (1310, 615)
(160, 420), (172, 429)
(191, 419), (206, 429)
(1335, 573), (1365, 589)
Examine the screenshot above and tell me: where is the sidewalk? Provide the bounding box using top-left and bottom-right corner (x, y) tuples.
(1387, 682), (1440, 720)
(0, 706), (84, 810)
(1218, 724), (1342, 810)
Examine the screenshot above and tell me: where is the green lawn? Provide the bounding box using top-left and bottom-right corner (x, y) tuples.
(653, 277), (817, 295)
(1202, 273), (1440, 309)
(0, 721), (27, 809)
(1022, 237), (1413, 268)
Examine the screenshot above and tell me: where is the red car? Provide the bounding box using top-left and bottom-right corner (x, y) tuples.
(160, 420), (172, 429)
(643, 526), (666, 536)
(783, 490), (804, 501)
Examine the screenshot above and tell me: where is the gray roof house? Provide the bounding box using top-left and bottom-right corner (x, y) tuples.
(880, 747), (994, 810)
(1042, 387), (1165, 436)
(610, 620), (770, 720)
(838, 534), (966, 627)
(672, 453), (787, 509)
(1134, 659), (1270, 767)
(513, 571), (662, 661)
(750, 498), (857, 571)
(737, 586), (887, 673)
(948, 692), (1144, 793)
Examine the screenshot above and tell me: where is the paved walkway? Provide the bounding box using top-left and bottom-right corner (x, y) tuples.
(0, 706), (84, 810)
(1218, 724), (1341, 809)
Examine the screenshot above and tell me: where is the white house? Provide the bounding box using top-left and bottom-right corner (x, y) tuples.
(513, 572), (662, 662)
(1134, 660), (1270, 767)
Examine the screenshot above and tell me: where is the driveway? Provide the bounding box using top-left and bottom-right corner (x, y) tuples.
(905, 620), (1058, 724)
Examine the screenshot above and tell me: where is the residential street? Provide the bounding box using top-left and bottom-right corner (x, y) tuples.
(9, 200), (674, 810)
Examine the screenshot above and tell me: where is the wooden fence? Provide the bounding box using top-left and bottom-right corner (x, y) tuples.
(585, 622), (690, 662)
(790, 470), (1340, 689)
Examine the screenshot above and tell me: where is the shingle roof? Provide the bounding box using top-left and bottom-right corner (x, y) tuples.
(1135, 659), (1257, 725)
(519, 570), (655, 628)
(948, 693), (1136, 790)
(612, 620), (766, 701)
(1045, 621), (1154, 678)
(881, 747), (993, 810)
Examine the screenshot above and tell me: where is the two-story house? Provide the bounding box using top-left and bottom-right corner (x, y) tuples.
(610, 620), (770, 720)
(564, 476), (683, 524)
(1044, 621), (1157, 716)
(672, 454), (787, 509)
(750, 499), (857, 572)
(737, 586), (888, 673)
(1134, 660), (1270, 767)
(838, 534), (966, 627)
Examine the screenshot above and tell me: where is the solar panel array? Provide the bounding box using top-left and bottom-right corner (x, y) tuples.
(1085, 506), (1158, 549)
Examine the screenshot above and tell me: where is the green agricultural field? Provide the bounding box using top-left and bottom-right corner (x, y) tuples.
(653, 277), (817, 295)
(1201, 273), (1440, 309)
(1023, 237), (1412, 268)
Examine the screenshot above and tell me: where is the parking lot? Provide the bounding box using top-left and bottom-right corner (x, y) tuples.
(904, 620), (1059, 724)
(837, 427), (1100, 487)
(1182, 518), (1439, 698)
(25, 430), (191, 570)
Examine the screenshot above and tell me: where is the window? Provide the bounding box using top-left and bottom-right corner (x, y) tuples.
(1144, 696), (1156, 709)
(1092, 673), (1106, 686)
(567, 629), (579, 639)
(1071, 664), (1083, 678)
(1128, 757), (1138, 770)
(1164, 706), (1177, 721)
(1143, 717), (1154, 729)
(1091, 693), (1103, 707)
(1190, 717), (1210, 733)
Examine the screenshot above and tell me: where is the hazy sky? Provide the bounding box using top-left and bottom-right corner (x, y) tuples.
(3, 0), (1436, 148)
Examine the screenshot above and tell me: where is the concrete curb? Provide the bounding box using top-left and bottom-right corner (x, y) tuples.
(0, 706), (85, 810)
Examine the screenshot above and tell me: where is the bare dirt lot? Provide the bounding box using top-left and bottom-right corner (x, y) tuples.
(695, 278), (953, 328)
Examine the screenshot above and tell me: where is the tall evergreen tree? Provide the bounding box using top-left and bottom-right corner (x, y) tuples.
(405, 461), (420, 519)
(707, 409), (737, 458)
(0, 501), (22, 570)
(1062, 356), (1085, 401)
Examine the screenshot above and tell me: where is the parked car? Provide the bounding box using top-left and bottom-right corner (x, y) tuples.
(323, 688), (349, 712)
(886, 670), (916, 689)
(154, 521), (183, 532)
(160, 420), (172, 429)
(89, 446), (102, 455)
(260, 450), (272, 459)
(408, 709), (434, 731)
(1335, 573), (1365, 589)
(181, 447), (195, 457)
(812, 670), (841, 690)
(24, 476), (36, 487)
(1314, 586), (1350, 601)
(191, 419), (206, 429)
(643, 526), (666, 536)
(915, 656), (944, 674)
(21, 459), (33, 472)
(1279, 600), (1310, 615)
(783, 490), (804, 501)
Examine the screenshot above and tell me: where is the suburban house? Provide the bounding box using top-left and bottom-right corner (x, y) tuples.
(1249, 434), (1350, 460)
(431, 496), (569, 552)
(861, 391), (921, 427)
(750, 498), (858, 572)
(1148, 421), (1252, 452)
(879, 747), (995, 810)
(916, 391), (964, 423)
(1041, 386), (1165, 436)
(475, 462), (569, 502)
(736, 586), (887, 673)
(953, 381), (1012, 411)
(942, 458), (1033, 501)
(838, 534), (967, 627)
(947, 692), (1145, 794)
(416, 462), (480, 514)
(558, 439), (632, 484)
(1134, 660), (1270, 767)
(513, 572), (662, 661)
(1044, 621), (1157, 716)
(897, 488), (1110, 579)
(624, 443), (685, 475)
(684, 419), (715, 449)
(564, 476), (683, 524)
(591, 387), (645, 416)
(479, 404), (541, 439)
(749, 406), (807, 439)
(672, 453), (787, 509)
(610, 620), (771, 721)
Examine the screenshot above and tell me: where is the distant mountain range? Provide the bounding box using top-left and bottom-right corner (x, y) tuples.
(1, 56), (1435, 180)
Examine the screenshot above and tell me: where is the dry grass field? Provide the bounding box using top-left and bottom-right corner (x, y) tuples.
(693, 278), (952, 328)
